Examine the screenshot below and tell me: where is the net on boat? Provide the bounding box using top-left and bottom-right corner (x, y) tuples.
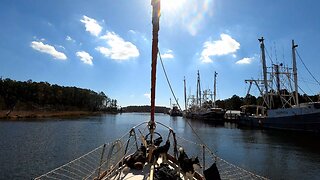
(35, 122), (268, 180)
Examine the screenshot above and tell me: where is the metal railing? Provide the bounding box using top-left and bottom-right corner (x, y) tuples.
(35, 122), (268, 180)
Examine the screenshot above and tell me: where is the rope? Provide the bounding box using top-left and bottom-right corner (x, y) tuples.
(158, 48), (218, 158)
(285, 68), (314, 102)
(296, 49), (320, 86)
(265, 48), (274, 65)
(158, 48), (182, 111)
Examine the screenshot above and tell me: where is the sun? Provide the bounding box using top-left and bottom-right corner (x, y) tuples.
(161, 0), (186, 15)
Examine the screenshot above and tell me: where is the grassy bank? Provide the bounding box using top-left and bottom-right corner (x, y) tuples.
(0, 110), (107, 119)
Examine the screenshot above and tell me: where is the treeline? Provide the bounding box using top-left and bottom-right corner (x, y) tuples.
(211, 91), (320, 110)
(123, 105), (170, 113)
(0, 78), (117, 111)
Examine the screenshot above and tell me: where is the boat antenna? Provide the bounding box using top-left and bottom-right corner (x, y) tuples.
(149, 0), (160, 134)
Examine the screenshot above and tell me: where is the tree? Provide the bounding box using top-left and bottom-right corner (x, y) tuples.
(244, 94), (257, 105)
(0, 78), (117, 112)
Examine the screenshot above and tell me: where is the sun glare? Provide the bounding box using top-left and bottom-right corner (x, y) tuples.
(161, 0), (186, 14)
(158, 0), (214, 36)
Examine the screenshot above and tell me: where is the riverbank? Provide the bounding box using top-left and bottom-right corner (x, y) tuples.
(0, 110), (108, 119)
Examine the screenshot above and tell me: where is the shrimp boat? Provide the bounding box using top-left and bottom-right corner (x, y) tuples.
(35, 1), (267, 179)
(185, 71), (225, 124)
(239, 38), (320, 133)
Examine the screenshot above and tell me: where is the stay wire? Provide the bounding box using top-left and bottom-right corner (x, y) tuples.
(296, 50), (320, 86)
(157, 48), (218, 157)
(157, 48), (182, 111)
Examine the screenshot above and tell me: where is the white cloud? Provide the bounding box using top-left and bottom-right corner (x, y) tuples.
(76, 51), (93, 65)
(144, 93), (151, 100)
(129, 30), (136, 34)
(65, 36), (75, 43)
(236, 57), (254, 65)
(200, 34), (240, 63)
(57, 45), (65, 50)
(96, 31), (139, 61)
(129, 30), (148, 43)
(30, 41), (67, 60)
(80, 15), (102, 37)
(161, 49), (174, 59)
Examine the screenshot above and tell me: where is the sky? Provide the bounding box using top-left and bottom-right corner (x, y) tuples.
(1, 0), (320, 107)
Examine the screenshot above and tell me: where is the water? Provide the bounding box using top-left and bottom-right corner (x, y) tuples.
(0, 113), (319, 179)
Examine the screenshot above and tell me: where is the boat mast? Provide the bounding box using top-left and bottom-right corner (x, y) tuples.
(196, 70), (201, 107)
(292, 40), (299, 106)
(150, 0), (160, 127)
(274, 64), (281, 94)
(258, 37), (270, 108)
(184, 76), (187, 110)
(213, 71), (217, 108)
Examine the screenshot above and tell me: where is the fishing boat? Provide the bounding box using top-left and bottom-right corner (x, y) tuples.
(169, 104), (182, 117)
(185, 71), (225, 124)
(239, 37), (320, 133)
(35, 1), (267, 179)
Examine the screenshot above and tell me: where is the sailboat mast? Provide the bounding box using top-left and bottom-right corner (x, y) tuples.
(292, 40), (299, 106)
(259, 37), (270, 108)
(213, 71), (217, 108)
(150, 0), (160, 124)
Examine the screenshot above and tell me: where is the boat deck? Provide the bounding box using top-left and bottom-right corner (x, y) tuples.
(107, 164), (150, 180)
(106, 158), (198, 180)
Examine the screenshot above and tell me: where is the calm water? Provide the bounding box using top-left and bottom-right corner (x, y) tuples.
(0, 113), (320, 179)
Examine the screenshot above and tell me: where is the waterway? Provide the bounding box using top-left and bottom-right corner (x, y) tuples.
(0, 113), (319, 179)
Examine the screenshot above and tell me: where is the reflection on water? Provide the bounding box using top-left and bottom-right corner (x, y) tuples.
(0, 113), (319, 179)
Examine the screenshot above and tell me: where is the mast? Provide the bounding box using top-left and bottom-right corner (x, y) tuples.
(196, 71), (199, 106)
(150, 0), (160, 126)
(292, 40), (299, 105)
(213, 71), (217, 108)
(258, 37), (270, 108)
(184, 76), (187, 110)
(274, 64), (281, 94)
(196, 70), (202, 107)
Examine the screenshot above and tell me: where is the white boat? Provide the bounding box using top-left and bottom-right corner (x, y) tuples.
(35, 1), (267, 179)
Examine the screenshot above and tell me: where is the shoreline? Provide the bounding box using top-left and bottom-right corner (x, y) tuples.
(0, 110), (112, 120)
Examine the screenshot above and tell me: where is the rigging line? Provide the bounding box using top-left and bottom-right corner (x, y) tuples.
(157, 48), (182, 111)
(296, 49), (320, 86)
(286, 73), (314, 102)
(299, 77), (315, 95)
(265, 48), (274, 65)
(158, 48), (217, 156)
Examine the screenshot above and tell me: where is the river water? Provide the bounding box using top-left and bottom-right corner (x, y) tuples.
(0, 113), (319, 179)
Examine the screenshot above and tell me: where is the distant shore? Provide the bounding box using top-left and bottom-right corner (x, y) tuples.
(0, 110), (110, 119)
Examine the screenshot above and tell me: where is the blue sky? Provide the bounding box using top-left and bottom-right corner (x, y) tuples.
(1, 0), (320, 107)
